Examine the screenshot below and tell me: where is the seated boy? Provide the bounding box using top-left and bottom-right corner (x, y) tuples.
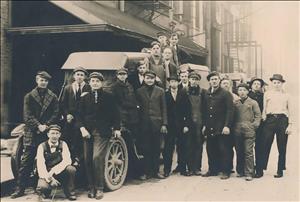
(36, 125), (76, 200)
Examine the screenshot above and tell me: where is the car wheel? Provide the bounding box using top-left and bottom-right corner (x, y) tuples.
(104, 136), (128, 191)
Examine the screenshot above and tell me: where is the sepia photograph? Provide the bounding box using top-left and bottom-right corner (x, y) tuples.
(0, 1), (299, 201)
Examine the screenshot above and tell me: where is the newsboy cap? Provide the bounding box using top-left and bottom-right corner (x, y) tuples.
(116, 68), (128, 74)
(207, 71), (220, 81)
(89, 72), (104, 81)
(237, 83), (250, 91)
(47, 124), (61, 132)
(270, 74), (285, 83)
(188, 72), (201, 80)
(73, 66), (88, 75)
(36, 71), (52, 80)
(144, 70), (156, 78)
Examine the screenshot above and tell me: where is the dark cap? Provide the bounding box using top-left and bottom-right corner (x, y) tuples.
(237, 83), (250, 91)
(167, 75), (180, 82)
(89, 72), (104, 81)
(270, 74), (285, 83)
(248, 77), (265, 87)
(73, 66), (88, 75)
(157, 31), (168, 37)
(144, 70), (156, 78)
(36, 71), (52, 80)
(207, 71), (220, 81)
(47, 124), (61, 132)
(116, 68), (128, 74)
(188, 72), (201, 80)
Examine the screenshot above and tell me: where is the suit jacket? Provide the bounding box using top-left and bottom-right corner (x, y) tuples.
(136, 85), (167, 131)
(248, 90), (264, 113)
(203, 87), (234, 136)
(60, 82), (91, 119)
(171, 46), (179, 66)
(165, 89), (191, 130)
(111, 80), (139, 124)
(23, 87), (59, 146)
(128, 72), (144, 93)
(77, 89), (120, 137)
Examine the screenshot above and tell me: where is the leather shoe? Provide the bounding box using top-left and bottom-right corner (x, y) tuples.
(153, 173), (165, 179)
(95, 190), (104, 200)
(236, 173), (244, 177)
(254, 170), (264, 178)
(245, 176), (253, 181)
(193, 170), (202, 176)
(163, 172), (170, 178)
(220, 173), (230, 180)
(139, 174), (148, 180)
(11, 188), (25, 199)
(172, 166), (180, 174)
(274, 170), (283, 178)
(202, 171), (217, 177)
(68, 195), (77, 201)
(88, 188), (95, 198)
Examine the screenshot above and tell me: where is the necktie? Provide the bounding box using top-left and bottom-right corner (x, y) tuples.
(94, 91), (98, 103)
(76, 83), (81, 100)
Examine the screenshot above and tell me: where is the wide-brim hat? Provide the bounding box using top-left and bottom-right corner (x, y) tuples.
(167, 75), (180, 82)
(248, 77), (266, 87)
(270, 74), (285, 83)
(206, 71), (220, 81)
(73, 66), (88, 75)
(188, 72), (201, 80)
(144, 70), (156, 78)
(36, 71), (52, 80)
(89, 72), (104, 81)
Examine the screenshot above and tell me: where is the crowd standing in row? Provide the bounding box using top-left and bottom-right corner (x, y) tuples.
(10, 31), (293, 201)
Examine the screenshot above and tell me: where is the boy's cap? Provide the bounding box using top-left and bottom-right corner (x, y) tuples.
(47, 124), (61, 132)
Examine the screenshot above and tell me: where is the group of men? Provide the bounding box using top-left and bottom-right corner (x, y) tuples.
(10, 31), (293, 201)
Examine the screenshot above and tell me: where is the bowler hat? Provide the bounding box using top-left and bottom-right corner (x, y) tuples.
(73, 66), (88, 75)
(167, 75), (180, 82)
(36, 71), (52, 80)
(116, 68), (128, 74)
(188, 72), (201, 80)
(248, 77), (265, 87)
(270, 74), (285, 83)
(237, 83), (250, 91)
(206, 71), (220, 81)
(47, 124), (61, 132)
(89, 72), (104, 81)
(144, 70), (156, 78)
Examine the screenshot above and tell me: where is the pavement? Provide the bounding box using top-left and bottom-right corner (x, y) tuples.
(1, 131), (299, 202)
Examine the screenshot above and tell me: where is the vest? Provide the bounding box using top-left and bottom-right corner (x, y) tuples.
(188, 88), (204, 125)
(42, 140), (63, 171)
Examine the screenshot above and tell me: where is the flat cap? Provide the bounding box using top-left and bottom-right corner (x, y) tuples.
(73, 66), (88, 75)
(207, 71), (220, 81)
(89, 72), (104, 81)
(36, 71), (52, 80)
(116, 68), (128, 74)
(188, 72), (201, 80)
(237, 83), (250, 91)
(144, 70), (156, 78)
(47, 124), (61, 132)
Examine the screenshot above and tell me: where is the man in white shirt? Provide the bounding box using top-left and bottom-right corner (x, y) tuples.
(255, 74), (292, 178)
(36, 125), (76, 200)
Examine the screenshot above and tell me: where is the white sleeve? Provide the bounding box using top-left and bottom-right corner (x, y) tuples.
(36, 144), (50, 180)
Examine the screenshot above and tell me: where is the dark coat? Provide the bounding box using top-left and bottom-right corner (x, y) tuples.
(128, 72), (144, 93)
(248, 90), (264, 113)
(23, 88), (59, 146)
(165, 89), (191, 129)
(136, 85), (167, 131)
(77, 89), (120, 137)
(111, 80), (139, 124)
(203, 87), (234, 136)
(60, 82), (91, 119)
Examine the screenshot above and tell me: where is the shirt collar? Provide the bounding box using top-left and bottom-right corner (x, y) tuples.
(48, 140), (59, 148)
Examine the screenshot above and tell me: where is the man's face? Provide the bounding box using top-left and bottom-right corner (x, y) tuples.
(158, 35), (167, 45)
(117, 72), (128, 82)
(180, 72), (189, 84)
(47, 130), (61, 144)
(36, 76), (49, 88)
(272, 80), (283, 90)
(220, 79), (231, 91)
(251, 80), (262, 91)
(209, 76), (220, 88)
(144, 75), (155, 86)
(169, 35), (178, 46)
(89, 78), (102, 90)
(169, 80), (179, 89)
(151, 44), (161, 56)
(238, 87), (249, 98)
(189, 78), (198, 87)
(73, 71), (85, 84)
(163, 48), (173, 60)
(138, 63), (148, 75)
